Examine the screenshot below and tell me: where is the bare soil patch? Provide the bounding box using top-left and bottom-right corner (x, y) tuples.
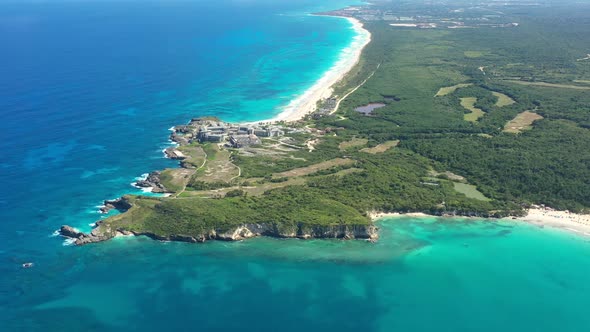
(504, 111), (544, 133)
(274, 158), (354, 178)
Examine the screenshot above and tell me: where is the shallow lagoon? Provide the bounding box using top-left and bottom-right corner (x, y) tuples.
(354, 103), (386, 115)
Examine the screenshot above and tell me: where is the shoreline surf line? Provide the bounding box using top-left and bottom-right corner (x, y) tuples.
(369, 208), (590, 237)
(263, 16), (371, 123)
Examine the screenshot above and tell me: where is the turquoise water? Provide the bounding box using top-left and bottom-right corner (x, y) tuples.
(2, 0), (590, 330)
(7, 217), (590, 331)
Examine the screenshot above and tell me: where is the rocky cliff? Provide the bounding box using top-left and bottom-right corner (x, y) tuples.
(99, 198), (133, 214)
(59, 222), (379, 246)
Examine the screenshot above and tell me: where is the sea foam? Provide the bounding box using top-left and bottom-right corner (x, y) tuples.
(271, 17), (371, 122)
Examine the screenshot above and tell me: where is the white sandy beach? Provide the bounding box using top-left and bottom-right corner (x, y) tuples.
(368, 211), (431, 219)
(370, 208), (590, 237)
(512, 208), (590, 236)
(268, 17), (371, 123)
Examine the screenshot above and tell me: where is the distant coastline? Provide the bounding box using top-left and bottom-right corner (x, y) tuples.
(267, 16), (371, 123)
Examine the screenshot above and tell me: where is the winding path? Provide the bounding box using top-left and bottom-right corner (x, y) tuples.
(229, 165), (242, 182)
(174, 150), (208, 198)
(331, 63), (381, 115)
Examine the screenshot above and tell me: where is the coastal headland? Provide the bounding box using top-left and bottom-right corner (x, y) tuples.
(57, 113), (564, 246)
(61, 12), (380, 246)
(61, 4), (590, 245)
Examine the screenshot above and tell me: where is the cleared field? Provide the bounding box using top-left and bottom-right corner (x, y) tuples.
(339, 137), (368, 150)
(435, 83), (472, 96)
(177, 145), (207, 168)
(360, 140), (399, 154)
(503, 111), (544, 133)
(182, 177), (307, 198)
(492, 92), (515, 107)
(460, 97), (485, 122)
(159, 168), (196, 193)
(274, 158), (354, 178)
(506, 80), (590, 90)
(429, 170), (466, 182)
(453, 183), (491, 201)
(180, 167), (364, 199)
(192, 145), (239, 183)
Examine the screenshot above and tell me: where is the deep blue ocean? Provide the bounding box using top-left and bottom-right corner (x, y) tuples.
(1, 1), (590, 331)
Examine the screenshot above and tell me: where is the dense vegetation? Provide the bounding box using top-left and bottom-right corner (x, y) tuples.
(108, 189), (371, 238)
(320, 3), (590, 211)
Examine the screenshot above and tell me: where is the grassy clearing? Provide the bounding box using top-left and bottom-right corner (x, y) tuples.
(181, 177), (307, 198)
(492, 91), (516, 107)
(435, 83), (473, 97)
(191, 144), (239, 184)
(177, 145), (207, 168)
(338, 137), (368, 151)
(274, 158), (354, 178)
(506, 80), (590, 90)
(180, 167), (364, 199)
(159, 169), (196, 193)
(460, 97), (485, 122)
(360, 140), (399, 154)
(98, 196), (159, 235)
(503, 111), (544, 133)
(429, 170), (466, 182)
(453, 183), (491, 201)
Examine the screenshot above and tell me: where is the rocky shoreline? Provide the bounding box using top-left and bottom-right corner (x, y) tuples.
(61, 201), (521, 246)
(59, 216), (379, 246)
(98, 198), (133, 214)
(62, 204), (589, 246)
(134, 171), (169, 194)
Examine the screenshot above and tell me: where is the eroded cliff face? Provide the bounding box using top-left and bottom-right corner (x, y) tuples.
(59, 222), (379, 245)
(211, 223), (379, 241)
